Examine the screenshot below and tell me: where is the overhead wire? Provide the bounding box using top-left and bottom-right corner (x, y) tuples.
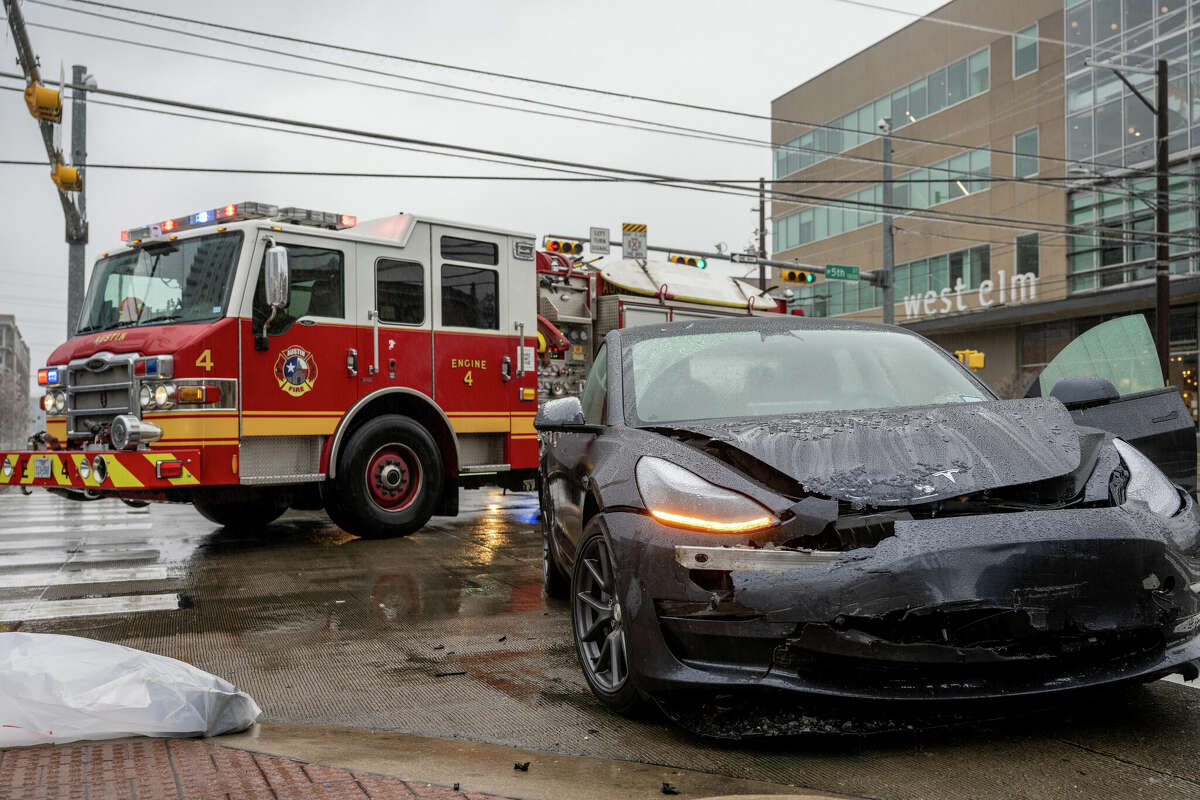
(37, 0), (1185, 178)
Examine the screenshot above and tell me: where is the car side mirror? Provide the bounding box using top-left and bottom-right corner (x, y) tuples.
(255, 243), (290, 351)
(535, 396), (603, 433)
(1050, 376), (1120, 408)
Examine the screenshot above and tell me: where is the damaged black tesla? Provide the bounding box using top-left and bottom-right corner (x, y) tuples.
(535, 315), (1200, 722)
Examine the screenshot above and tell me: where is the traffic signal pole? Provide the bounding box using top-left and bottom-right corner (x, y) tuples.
(3, 0), (88, 339)
(880, 118), (895, 325)
(68, 64), (89, 337)
(758, 177), (767, 291)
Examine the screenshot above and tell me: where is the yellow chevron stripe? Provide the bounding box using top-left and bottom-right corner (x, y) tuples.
(143, 452), (200, 486)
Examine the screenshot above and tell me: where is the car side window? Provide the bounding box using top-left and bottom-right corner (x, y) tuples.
(581, 345), (607, 425)
(254, 243), (345, 335)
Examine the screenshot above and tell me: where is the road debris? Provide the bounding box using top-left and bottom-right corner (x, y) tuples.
(661, 781), (680, 794)
(514, 761), (530, 771)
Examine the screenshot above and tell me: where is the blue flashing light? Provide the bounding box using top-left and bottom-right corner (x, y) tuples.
(189, 210), (212, 225)
(47, 368), (59, 384)
(145, 359), (158, 375)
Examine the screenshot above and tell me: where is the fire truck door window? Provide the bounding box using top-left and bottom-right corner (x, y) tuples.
(441, 265), (499, 329)
(376, 259), (425, 325)
(253, 244), (345, 335)
(440, 235), (498, 265)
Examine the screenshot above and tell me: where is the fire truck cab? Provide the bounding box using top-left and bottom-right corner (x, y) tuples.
(2, 203), (540, 538)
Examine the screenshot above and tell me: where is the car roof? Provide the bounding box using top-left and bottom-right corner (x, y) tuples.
(607, 314), (917, 346)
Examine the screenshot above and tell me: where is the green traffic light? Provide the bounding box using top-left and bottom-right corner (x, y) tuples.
(696, 258), (706, 269)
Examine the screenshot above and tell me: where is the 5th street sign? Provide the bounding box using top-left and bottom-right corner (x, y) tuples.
(825, 264), (860, 281)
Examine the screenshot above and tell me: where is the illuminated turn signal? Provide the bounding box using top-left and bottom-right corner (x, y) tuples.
(649, 509), (775, 533)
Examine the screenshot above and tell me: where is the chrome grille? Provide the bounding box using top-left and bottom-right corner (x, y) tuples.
(66, 352), (136, 438)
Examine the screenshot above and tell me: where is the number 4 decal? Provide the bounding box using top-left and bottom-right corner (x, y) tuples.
(195, 349), (214, 372)
(463, 370), (473, 387)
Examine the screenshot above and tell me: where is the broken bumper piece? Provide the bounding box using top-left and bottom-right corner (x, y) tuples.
(603, 501), (1200, 702)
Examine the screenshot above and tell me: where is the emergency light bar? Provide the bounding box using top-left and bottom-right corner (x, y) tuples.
(121, 202), (278, 243)
(120, 202), (357, 244)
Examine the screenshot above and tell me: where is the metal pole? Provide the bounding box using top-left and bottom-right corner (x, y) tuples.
(67, 64), (88, 339)
(1155, 58), (1171, 384)
(881, 119), (895, 325)
(758, 177), (767, 291)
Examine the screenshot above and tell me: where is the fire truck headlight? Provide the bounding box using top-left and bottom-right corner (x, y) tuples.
(153, 383), (176, 409)
(2, 460), (12, 478)
(51, 391), (66, 414)
(78, 459), (91, 480)
(139, 385), (154, 410)
(41, 394), (54, 412)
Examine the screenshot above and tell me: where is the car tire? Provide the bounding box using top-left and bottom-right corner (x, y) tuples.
(193, 496), (287, 529)
(326, 415), (442, 540)
(539, 478), (570, 599)
(571, 519), (646, 716)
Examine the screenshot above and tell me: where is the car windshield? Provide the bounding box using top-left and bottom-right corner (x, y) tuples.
(77, 231), (243, 333)
(628, 327), (991, 424)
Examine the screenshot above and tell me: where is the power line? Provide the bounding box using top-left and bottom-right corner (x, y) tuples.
(39, 0), (1173, 177)
(7, 7), (1111, 197)
(1, 74), (1191, 246)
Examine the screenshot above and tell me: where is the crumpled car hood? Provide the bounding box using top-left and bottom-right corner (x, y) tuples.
(662, 398), (1082, 505)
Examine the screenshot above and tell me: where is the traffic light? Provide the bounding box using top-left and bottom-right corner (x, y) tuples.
(51, 162), (81, 192)
(955, 349), (985, 371)
(24, 81), (62, 122)
(543, 238), (583, 255)
(669, 254), (707, 269)
(782, 269), (815, 283)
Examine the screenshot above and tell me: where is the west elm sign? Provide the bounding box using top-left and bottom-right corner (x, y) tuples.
(902, 270), (1038, 321)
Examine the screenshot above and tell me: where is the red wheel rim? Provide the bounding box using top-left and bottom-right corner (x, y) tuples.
(365, 444), (422, 512)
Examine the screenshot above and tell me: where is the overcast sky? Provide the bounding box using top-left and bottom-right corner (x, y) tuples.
(1, 0), (942, 387)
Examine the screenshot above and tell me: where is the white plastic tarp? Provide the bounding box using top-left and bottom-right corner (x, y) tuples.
(0, 632), (261, 747)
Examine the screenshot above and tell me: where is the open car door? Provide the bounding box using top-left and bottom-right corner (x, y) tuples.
(1026, 314), (1195, 493)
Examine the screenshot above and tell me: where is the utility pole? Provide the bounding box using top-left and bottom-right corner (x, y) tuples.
(1084, 56), (1171, 383)
(3, 0), (88, 339)
(758, 177), (767, 290)
(879, 118), (895, 325)
(68, 64), (89, 338)
(1154, 57), (1170, 384)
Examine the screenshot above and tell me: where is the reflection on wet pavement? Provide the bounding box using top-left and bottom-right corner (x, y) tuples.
(5, 487), (1200, 799)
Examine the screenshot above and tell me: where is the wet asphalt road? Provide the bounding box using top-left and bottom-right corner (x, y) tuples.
(3, 487), (1200, 799)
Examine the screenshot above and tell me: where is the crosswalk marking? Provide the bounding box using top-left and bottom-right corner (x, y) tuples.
(0, 565), (178, 589)
(0, 593), (182, 622)
(0, 491), (191, 624)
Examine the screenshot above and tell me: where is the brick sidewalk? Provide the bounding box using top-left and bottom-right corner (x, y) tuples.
(0, 738), (514, 800)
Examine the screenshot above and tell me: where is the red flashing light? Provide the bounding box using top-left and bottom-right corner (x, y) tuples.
(548, 241), (560, 252)
(120, 230), (130, 242)
(37, 369), (48, 385)
(161, 219), (177, 232)
(340, 214), (356, 227)
(134, 360), (147, 376)
(222, 204), (237, 218)
(156, 459), (184, 479)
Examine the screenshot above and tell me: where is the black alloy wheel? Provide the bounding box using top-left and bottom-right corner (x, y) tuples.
(571, 522), (645, 714)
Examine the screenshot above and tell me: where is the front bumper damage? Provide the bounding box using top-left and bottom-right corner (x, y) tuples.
(604, 499), (1200, 705)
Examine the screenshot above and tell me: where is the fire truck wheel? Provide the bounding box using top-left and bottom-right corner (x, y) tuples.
(327, 415), (443, 539)
(192, 496), (287, 529)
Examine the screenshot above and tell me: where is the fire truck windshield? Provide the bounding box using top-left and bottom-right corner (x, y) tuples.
(77, 231), (244, 334)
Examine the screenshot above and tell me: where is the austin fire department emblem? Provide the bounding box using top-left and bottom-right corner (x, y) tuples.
(274, 345), (318, 397)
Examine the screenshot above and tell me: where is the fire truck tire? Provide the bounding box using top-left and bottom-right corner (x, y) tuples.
(192, 496), (287, 529)
(327, 415), (443, 539)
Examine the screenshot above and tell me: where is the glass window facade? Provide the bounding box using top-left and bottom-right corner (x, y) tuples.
(1066, 173), (1199, 292)
(773, 150), (991, 252)
(1063, 0), (1194, 170)
(773, 47), (990, 178)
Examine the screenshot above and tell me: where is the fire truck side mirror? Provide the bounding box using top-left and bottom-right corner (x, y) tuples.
(257, 244), (290, 351)
(265, 245), (290, 310)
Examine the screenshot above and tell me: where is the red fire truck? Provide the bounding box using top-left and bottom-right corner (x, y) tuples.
(1, 204), (782, 539)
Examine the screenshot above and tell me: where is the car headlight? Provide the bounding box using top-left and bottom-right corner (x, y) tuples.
(635, 456), (777, 533)
(153, 383), (176, 409)
(1113, 438), (1181, 517)
(139, 385), (153, 410)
